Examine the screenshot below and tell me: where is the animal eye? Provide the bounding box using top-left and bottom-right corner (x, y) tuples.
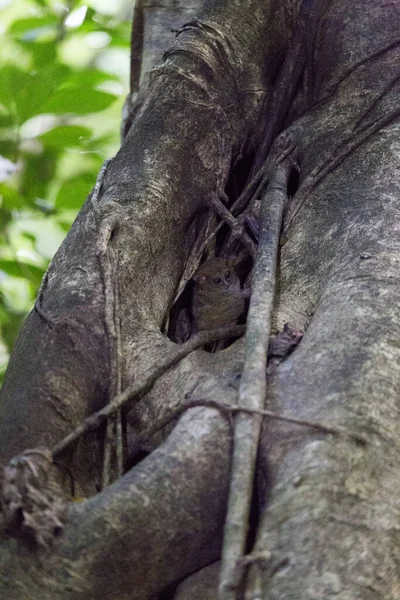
(225, 270), (231, 280)
(213, 277), (222, 284)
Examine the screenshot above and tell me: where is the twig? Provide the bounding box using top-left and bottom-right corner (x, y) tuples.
(87, 158), (126, 487)
(191, 152), (272, 266)
(90, 158), (123, 489)
(190, 133), (292, 266)
(52, 324), (245, 457)
(229, 164), (268, 218)
(102, 415), (116, 488)
(191, 139), (290, 266)
(113, 264), (124, 477)
(206, 192), (257, 257)
(97, 227), (120, 488)
(132, 398), (367, 450)
(219, 143), (295, 600)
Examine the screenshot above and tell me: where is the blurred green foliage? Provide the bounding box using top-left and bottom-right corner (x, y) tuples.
(0, 0), (131, 381)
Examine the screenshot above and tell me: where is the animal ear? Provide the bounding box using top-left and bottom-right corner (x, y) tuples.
(224, 248), (249, 267)
(193, 274), (208, 283)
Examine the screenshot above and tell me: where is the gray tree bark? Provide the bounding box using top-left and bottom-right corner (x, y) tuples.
(1, 0), (400, 599)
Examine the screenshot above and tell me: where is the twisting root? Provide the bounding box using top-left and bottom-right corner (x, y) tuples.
(206, 192), (257, 257)
(89, 159), (125, 488)
(218, 135), (297, 600)
(132, 398), (367, 451)
(96, 230), (123, 488)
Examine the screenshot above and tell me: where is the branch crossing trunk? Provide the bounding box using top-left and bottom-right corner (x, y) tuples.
(219, 145), (295, 600)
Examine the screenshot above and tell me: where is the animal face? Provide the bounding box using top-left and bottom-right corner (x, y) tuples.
(193, 258), (240, 293)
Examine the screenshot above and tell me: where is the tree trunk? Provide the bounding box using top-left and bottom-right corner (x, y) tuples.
(1, 0), (400, 598)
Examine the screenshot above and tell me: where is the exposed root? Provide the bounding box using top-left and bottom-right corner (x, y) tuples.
(219, 136), (297, 600)
(96, 235), (123, 488)
(206, 192), (257, 257)
(89, 159), (125, 488)
(133, 398), (367, 452)
(0, 448), (67, 547)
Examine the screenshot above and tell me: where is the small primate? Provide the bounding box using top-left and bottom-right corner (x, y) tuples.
(192, 257), (250, 332)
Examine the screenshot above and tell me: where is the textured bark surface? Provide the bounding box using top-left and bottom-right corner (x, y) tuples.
(1, 0), (400, 598)
(252, 1), (400, 598)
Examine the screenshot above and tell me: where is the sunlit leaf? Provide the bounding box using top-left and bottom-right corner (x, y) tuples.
(0, 260), (44, 286)
(39, 125), (92, 148)
(0, 184), (25, 211)
(0, 65), (21, 114)
(0, 276), (32, 313)
(2, 311), (27, 353)
(0, 65), (71, 124)
(43, 87), (117, 114)
(65, 6), (88, 30)
(21, 41), (58, 68)
(10, 216), (66, 260)
(0, 327), (9, 383)
(0, 113), (14, 127)
(0, 140), (17, 161)
(20, 148), (59, 206)
(8, 16), (59, 40)
(55, 174), (94, 210)
(66, 68), (119, 87)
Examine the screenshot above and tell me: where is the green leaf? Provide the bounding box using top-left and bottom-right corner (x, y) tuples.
(0, 64), (70, 123)
(43, 87), (117, 114)
(0, 276), (33, 314)
(39, 125), (92, 148)
(20, 41), (58, 68)
(108, 24), (131, 47)
(84, 132), (116, 149)
(66, 68), (119, 88)
(8, 16), (59, 40)
(2, 311), (27, 352)
(0, 184), (25, 211)
(0, 65), (21, 114)
(55, 174), (94, 210)
(0, 260), (44, 285)
(71, 6), (97, 32)
(21, 232), (37, 244)
(0, 113), (14, 127)
(0, 140), (17, 161)
(11, 216), (65, 260)
(0, 204), (12, 230)
(20, 148), (59, 206)
(19, 66), (71, 123)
